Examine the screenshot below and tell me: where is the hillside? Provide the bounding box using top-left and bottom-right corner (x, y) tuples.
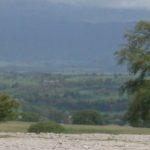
(0, 72), (129, 123)
(0, 21), (131, 73)
(0, 0), (134, 73)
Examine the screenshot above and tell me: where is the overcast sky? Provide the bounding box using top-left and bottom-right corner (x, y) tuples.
(47, 0), (150, 22)
(48, 0), (150, 10)
(0, 0), (150, 23)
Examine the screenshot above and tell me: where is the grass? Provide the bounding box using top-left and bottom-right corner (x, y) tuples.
(0, 121), (150, 135)
(0, 121), (33, 132)
(63, 124), (150, 135)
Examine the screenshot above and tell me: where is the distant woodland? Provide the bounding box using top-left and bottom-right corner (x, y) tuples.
(0, 72), (129, 124)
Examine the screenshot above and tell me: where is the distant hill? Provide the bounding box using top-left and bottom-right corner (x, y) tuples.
(0, 0), (134, 73)
(0, 21), (132, 73)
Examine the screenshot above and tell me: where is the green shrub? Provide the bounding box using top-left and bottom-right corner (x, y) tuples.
(73, 109), (103, 125)
(28, 121), (65, 133)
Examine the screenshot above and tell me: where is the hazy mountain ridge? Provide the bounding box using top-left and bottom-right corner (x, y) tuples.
(0, 0), (135, 72)
(0, 21), (132, 73)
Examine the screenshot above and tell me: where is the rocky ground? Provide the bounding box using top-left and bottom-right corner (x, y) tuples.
(0, 133), (150, 150)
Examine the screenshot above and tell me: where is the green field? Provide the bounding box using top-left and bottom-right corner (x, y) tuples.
(0, 122), (33, 132)
(0, 122), (150, 135)
(63, 124), (150, 134)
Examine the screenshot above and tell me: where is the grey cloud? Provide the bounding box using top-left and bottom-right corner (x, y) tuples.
(48, 0), (150, 10)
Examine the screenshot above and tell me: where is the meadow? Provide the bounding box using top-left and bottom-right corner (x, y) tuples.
(0, 122), (150, 135)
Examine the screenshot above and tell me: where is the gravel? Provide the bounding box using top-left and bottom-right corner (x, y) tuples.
(0, 133), (150, 150)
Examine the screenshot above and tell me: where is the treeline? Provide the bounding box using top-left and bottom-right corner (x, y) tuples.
(0, 72), (128, 124)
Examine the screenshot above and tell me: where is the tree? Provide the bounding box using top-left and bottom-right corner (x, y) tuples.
(73, 109), (103, 125)
(0, 93), (19, 121)
(116, 21), (150, 127)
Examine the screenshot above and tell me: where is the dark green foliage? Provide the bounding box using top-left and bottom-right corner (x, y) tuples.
(73, 109), (103, 125)
(48, 108), (66, 123)
(116, 21), (150, 127)
(0, 93), (19, 121)
(125, 84), (150, 127)
(103, 113), (125, 125)
(19, 112), (40, 122)
(0, 72), (129, 125)
(28, 121), (65, 133)
(116, 21), (150, 93)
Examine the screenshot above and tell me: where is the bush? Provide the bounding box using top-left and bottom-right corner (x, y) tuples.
(28, 121), (65, 133)
(73, 109), (103, 125)
(0, 93), (19, 121)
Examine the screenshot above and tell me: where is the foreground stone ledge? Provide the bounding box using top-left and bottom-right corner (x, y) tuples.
(0, 133), (150, 150)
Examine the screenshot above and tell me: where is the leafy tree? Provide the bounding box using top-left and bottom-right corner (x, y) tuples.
(73, 109), (103, 125)
(0, 93), (19, 121)
(116, 21), (150, 127)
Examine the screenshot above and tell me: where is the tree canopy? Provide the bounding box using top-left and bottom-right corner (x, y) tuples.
(73, 109), (103, 125)
(116, 21), (150, 127)
(0, 93), (19, 121)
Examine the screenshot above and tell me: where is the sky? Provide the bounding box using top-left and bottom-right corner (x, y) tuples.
(47, 0), (150, 22)
(48, 0), (150, 10)
(0, 0), (150, 23)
